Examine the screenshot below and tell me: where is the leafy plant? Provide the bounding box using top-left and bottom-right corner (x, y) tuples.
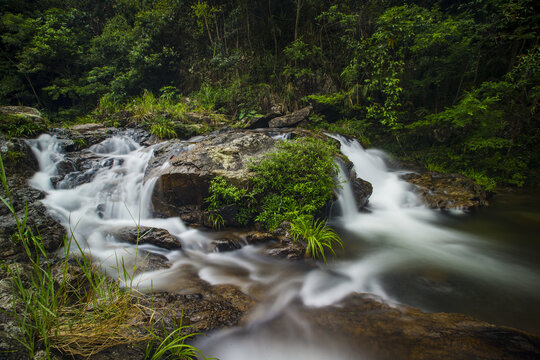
(144, 317), (207, 360)
(207, 212), (225, 230)
(290, 216), (343, 263)
(0, 113), (47, 138)
(150, 117), (178, 139)
(248, 137), (339, 229)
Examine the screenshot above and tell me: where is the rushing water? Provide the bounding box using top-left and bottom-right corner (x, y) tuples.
(27, 132), (540, 359)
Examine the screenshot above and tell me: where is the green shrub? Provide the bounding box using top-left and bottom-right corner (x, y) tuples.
(248, 137), (339, 229)
(205, 176), (254, 228)
(205, 136), (343, 260)
(149, 116), (177, 139)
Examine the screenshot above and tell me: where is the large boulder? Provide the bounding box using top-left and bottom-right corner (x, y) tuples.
(402, 171), (487, 211)
(268, 105), (312, 128)
(137, 266), (254, 335)
(0, 201), (65, 260)
(351, 177), (373, 209)
(243, 112), (281, 129)
(0, 136), (65, 259)
(335, 156), (373, 211)
(150, 130), (277, 225)
(0, 106), (42, 119)
(150, 129), (372, 227)
(0, 106), (47, 138)
(0, 136), (39, 177)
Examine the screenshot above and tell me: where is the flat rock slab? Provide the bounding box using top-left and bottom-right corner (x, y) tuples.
(402, 171), (487, 211)
(113, 227), (182, 250)
(303, 294), (540, 360)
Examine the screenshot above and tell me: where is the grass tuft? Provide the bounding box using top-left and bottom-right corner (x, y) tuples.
(290, 217), (343, 263)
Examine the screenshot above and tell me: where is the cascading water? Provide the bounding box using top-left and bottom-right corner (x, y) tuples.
(27, 131), (540, 359)
(300, 135), (540, 308)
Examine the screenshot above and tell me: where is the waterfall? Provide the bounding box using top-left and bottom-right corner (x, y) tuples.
(27, 133), (189, 283)
(316, 136), (540, 303)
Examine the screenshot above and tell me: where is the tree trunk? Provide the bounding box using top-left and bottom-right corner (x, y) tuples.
(294, 0), (302, 41)
(204, 16), (214, 47)
(246, 8), (253, 52)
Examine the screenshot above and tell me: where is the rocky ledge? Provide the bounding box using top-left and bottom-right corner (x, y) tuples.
(402, 171), (488, 211)
(303, 293), (540, 360)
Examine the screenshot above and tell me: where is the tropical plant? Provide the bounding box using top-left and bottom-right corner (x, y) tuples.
(205, 137), (340, 230)
(290, 216), (343, 263)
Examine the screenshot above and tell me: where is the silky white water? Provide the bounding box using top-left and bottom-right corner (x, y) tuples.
(27, 132), (540, 358)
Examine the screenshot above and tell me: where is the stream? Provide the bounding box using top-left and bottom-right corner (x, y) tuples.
(27, 131), (540, 359)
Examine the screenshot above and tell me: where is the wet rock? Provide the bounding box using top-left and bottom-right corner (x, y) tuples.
(0, 136), (39, 177)
(245, 231), (276, 245)
(0, 176), (43, 217)
(77, 344), (146, 360)
(0, 201), (65, 260)
(351, 177), (373, 209)
(55, 159), (77, 179)
(50, 124), (122, 152)
(402, 171), (487, 211)
(268, 105), (312, 128)
(0, 135), (65, 259)
(303, 293), (540, 360)
(113, 227), (181, 250)
(264, 238), (306, 260)
(138, 267), (254, 335)
(335, 156), (373, 211)
(0, 313), (30, 360)
(64, 123), (112, 150)
(133, 250), (170, 274)
(260, 222), (307, 261)
(207, 231), (246, 253)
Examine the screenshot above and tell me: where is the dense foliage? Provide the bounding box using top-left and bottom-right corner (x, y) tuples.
(206, 137), (339, 228)
(206, 137), (341, 260)
(1, 0), (539, 187)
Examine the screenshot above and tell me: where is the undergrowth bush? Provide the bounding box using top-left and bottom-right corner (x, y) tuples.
(94, 87), (227, 139)
(0, 113), (48, 138)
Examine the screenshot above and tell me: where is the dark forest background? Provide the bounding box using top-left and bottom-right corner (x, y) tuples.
(1, 0), (539, 188)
